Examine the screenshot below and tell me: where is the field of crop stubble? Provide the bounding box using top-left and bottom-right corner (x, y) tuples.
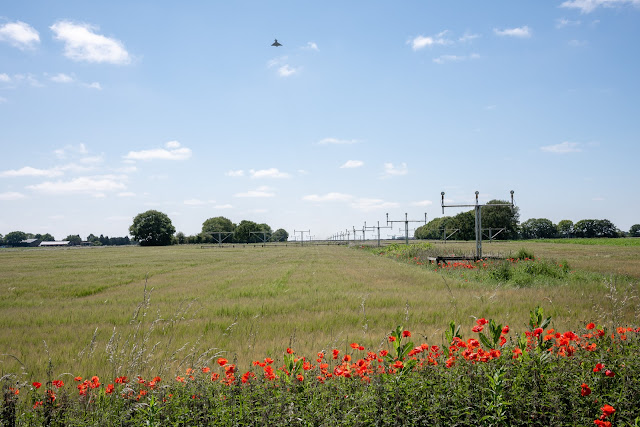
(1, 240), (638, 380)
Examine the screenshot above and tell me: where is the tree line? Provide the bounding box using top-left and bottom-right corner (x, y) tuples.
(414, 200), (639, 240)
(0, 231), (131, 247)
(128, 210), (289, 246)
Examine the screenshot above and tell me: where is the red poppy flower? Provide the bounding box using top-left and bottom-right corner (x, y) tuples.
(586, 322), (595, 330)
(593, 421), (611, 427)
(533, 327), (544, 337)
(393, 361), (404, 369)
(217, 358), (228, 366)
(52, 380), (64, 388)
(472, 325), (484, 333)
(388, 336), (396, 342)
(580, 383), (591, 396)
(502, 325), (509, 334)
(476, 318), (488, 326)
(296, 374), (304, 382)
(593, 363), (604, 372)
(32, 382), (42, 389)
(604, 370), (615, 377)
(286, 348), (294, 354)
(379, 350), (388, 357)
(600, 404), (615, 417)
(402, 330), (411, 338)
(350, 343), (359, 349)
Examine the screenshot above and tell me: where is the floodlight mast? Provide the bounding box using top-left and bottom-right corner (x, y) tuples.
(293, 229), (310, 246)
(386, 212), (428, 245)
(441, 190), (515, 260)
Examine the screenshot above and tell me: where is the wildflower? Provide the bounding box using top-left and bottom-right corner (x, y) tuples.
(600, 404), (615, 418)
(52, 380), (64, 388)
(593, 363), (604, 373)
(296, 374), (304, 382)
(586, 322), (595, 330)
(393, 360), (404, 369)
(502, 325), (509, 334)
(593, 421), (611, 427)
(74, 376), (82, 382)
(33, 401), (43, 409)
(332, 349), (340, 359)
(533, 327), (544, 337)
(512, 348), (523, 359)
(115, 376), (129, 384)
(580, 383), (591, 396)
(350, 343), (359, 349)
(402, 330), (411, 337)
(604, 370), (615, 377)
(379, 350), (389, 357)
(217, 357), (228, 367)
(105, 384), (114, 394)
(176, 376), (185, 383)
(32, 382), (42, 389)
(286, 348), (294, 354)
(476, 318), (489, 326)
(472, 325), (484, 333)
(343, 354), (352, 362)
(202, 367), (210, 373)
(389, 336), (396, 342)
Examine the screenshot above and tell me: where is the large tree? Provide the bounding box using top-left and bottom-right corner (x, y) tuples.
(630, 224), (640, 238)
(5, 231), (27, 246)
(234, 220), (261, 243)
(202, 216), (235, 234)
(557, 220), (574, 238)
(481, 200), (520, 240)
(65, 234), (82, 245)
(520, 218), (557, 239)
(129, 210), (176, 246)
(271, 228), (289, 242)
(574, 219), (619, 238)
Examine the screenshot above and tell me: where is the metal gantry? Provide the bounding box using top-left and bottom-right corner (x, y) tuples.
(208, 232), (234, 247)
(386, 212), (428, 245)
(293, 229), (310, 246)
(364, 221), (392, 247)
(441, 190), (514, 260)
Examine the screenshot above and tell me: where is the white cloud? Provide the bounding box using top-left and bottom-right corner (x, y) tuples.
(411, 200), (433, 207)
(83, 82), (102, 90)
(27, 175), (127, 196)
(0, 73), (11, 83)
(278, 64), (299, 77)
(556, 18), (581, 28)
(50, 21), (131, 64)
(50, 73), (74, 83)
(340, 160), (364, 169)
(124, 141), (192, 161)
(0, 166), (64, 178)
(459, 32), (480, 43)
(304, 42), (319, 51)
(0, 21), (40, 50)
(249, 168), (291, 179)
(351, 198), (399, 212)
(433, 53), (481, 64)
(226, 170), (245, 177)
(0, 191), (27, 200)
(13, 73), (43, 87)
(383, 162), (408, 177)
(317, 137), (359, 145)
(54, 143), (88, 159)
(117, 192), (136, 197)
(560, 0), (640, 13)
(302, 193), (353, 202)
(234, 186), (275, 198)
(409, 31), (452, 50)
(493, 26), (532, 38)
(540, 141), (582, 153)
(184, 199), (216, 206)
(214, 204), (233, 209)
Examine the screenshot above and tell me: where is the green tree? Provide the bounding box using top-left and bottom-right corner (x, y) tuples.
(5, 231), (27, 246)
(574, 219), (619, 238)
(630, 224), (640, 237)
(557, 220), (573, 238)
(234, 220), (261, 243)
(176, 231), (186, 244)
(65, 234), (82, 245)
(40, 233), (55, 241)
(482, 200), (520, 240)
(202, 216), (235, 234)
(271, 228), (289, 242)
(415, 217), (454, 240)
(129, 210), (176, 246)
(520, 218), (557, 239)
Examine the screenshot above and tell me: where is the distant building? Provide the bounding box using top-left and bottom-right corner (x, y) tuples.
(20, 239), (42, 247)
(39, 241), (71, 247)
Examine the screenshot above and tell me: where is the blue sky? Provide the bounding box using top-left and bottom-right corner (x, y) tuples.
(1, 0), (639, 240)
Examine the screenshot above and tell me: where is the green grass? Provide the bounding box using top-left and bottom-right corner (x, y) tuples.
(529, 237), (640, 247)
(0, 243), (638, 381)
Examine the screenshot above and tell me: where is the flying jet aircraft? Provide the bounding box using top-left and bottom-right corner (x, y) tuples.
(271, 39), (282, 47)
